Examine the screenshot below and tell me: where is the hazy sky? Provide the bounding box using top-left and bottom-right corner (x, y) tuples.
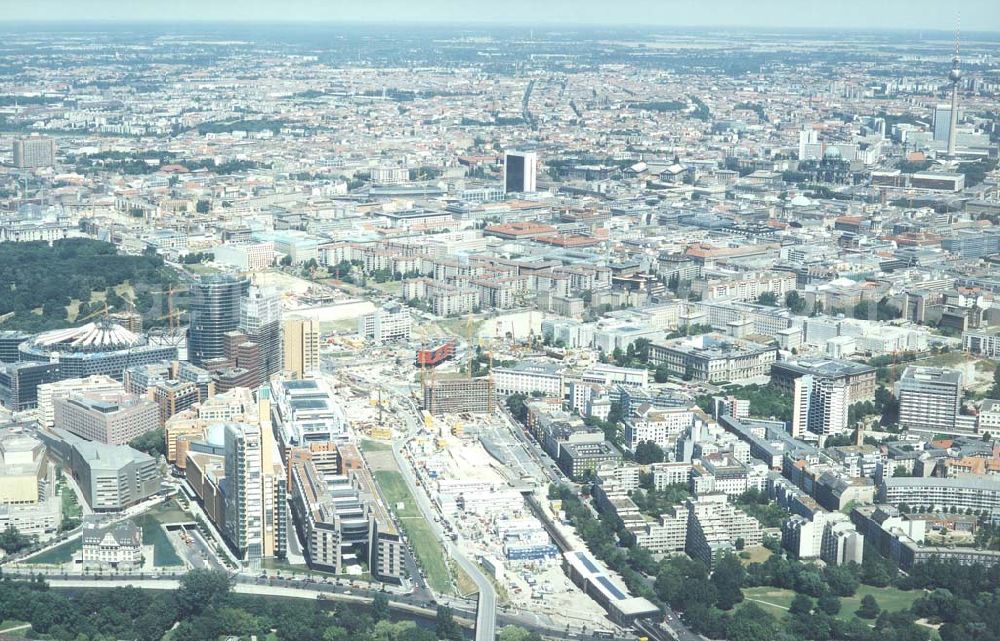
(2, 0), (997, 31)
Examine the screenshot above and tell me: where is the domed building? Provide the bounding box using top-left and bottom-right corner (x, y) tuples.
(18, 319), (177, 380)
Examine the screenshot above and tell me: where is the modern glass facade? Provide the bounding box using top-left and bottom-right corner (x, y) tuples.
(188, 275), (249, 366)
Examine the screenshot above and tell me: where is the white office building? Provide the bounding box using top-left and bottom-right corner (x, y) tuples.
(358, 303), (411, 343)
(224, 422), (264, 561)
(896, 367), (963, 434)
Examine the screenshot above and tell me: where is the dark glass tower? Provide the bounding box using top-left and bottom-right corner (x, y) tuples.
(188, 275), (249, 366)
(504, 154), (525, 193)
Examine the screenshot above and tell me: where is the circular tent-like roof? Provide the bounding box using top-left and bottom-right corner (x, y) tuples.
(30, 320), (143, 352)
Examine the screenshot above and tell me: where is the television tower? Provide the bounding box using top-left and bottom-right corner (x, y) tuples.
(946, 16), (961, 158)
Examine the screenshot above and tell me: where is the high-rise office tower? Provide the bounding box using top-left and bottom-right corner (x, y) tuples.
(933, 104), (955, 143)
(13, 136), (55, 168)
(188, 275), (249, 366)
(257, 386), (286, 559)
(282, 317), (320, 378)
(897, 366), (962, 433)
(240, 285), (282, 380)
(224, 422), (264, 561)
(791, 375), (849, 439)
(791, 376), (811, 439)
(798, 128), (819, 160)
(503, 150), (537, 194)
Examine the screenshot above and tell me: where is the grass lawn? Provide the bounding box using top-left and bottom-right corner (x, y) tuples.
(132, 513), (183, 567)
(0, 623), (28, 637)
(260, 558), (311, 574)
(743, 585), (921, 622)
(974, 359), (998, 373)
(359, 439), (392, 453)
(922, 352), (972, 368)
(449, 559), (478, 597)
(438, 317), (483, 340)
(739, 546), (773, 566)
(0, 620), (29, 632)
(847, 585), (922, 615)
(372, 469), (453, 595)
(184, 263), (220, 276)
(25, 538), (80, 565)
(371, 280), (402, 296)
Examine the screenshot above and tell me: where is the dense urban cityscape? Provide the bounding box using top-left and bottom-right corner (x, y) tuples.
(0, 7), (999, 641)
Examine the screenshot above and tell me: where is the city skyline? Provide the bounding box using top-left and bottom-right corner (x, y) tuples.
(2, 0), (999, 32)
(0, 12), (998, 641)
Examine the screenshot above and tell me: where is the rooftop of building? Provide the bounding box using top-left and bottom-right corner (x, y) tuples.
(653, 332), (776, 357)
(882, 475), (1000, 491)
(496, 360), (564, 375)
(772, 357), (876, 378)
(46, 428), (155, 471)
(899, 366), (963, 385)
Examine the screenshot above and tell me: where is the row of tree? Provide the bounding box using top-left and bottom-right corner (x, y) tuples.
(0, 569), (498, 641)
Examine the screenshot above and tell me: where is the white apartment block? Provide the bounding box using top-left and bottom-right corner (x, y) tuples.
(624, 406), (693, 451)
(580, 364), (649, 388)
(792, 374), (850, 438)
(359, 303), (411, 343)
(979, 400), (1000, 434)
(37, 375), (123, 428)
(493, 362), (564, 397)
(213, 242), (275, 271)
(963, 329), (1000, 358)
(896, 367), (963, 433)
(697, 271), (796, 303)
(650, 462), (693, 489)
(685, 493), (764, 568)
(371, 166), (409, 185)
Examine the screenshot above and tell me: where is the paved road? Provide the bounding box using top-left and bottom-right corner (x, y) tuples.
(390, 396), (497, 641)
(11, 572), (616, 641)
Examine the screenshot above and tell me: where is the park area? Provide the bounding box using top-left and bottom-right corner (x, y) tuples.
(360, 440), (458, 595)
(743, 584), (922, 621)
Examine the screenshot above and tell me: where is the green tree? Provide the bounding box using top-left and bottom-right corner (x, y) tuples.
(726, 602), (780, 641)
(498, 626), (543, 641)
(634, 440), (665, 464)
(435, 605), (461, 641)
(823, 564), (859, 597)
(654, 364), (669, 383)
(632, 338), (652, 363)
(817, 593), (841, 615)
(0, 525), (34, 553)
(790, 593), (814, 616)
(371, 592), (390, 622)
(711, 554), (745, 610)
(785, 290), (808, 314)
(129, 427), (166, 458)
(990, 366), (1000, 400)
(195, 200), (210, 214)
(506, 393), (528, 423)
(323, 626), (350, 641)
(857, 594), (880, 619)
(175, 569), (233, 618)
(757, 291), (778, 306)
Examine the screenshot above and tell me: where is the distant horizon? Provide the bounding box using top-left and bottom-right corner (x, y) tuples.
(0, 19), (996, 35)
(1, 0), (996, 32)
